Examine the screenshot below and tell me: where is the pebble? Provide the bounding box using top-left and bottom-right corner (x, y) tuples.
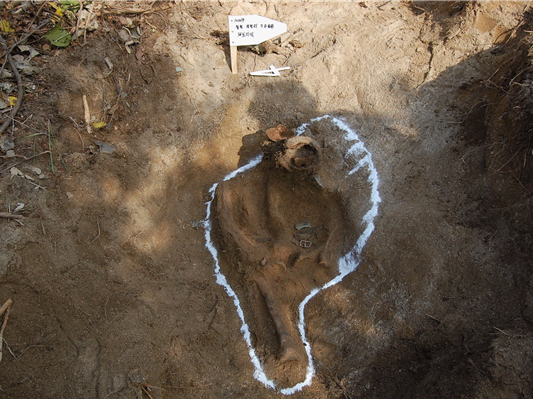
(295, 221), (311, 231)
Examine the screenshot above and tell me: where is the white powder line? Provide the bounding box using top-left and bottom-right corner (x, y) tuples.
(204, 115), (381, 394)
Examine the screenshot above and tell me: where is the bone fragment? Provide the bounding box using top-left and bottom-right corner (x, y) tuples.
(253, 272), (303, 363)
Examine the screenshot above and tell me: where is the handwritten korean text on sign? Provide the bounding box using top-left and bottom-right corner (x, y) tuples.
(228, 15), (287, 46)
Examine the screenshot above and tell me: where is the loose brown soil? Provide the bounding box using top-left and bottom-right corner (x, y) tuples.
(1, 2), (532, 398)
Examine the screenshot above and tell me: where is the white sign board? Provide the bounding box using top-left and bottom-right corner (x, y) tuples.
(228, 15), (287, 46)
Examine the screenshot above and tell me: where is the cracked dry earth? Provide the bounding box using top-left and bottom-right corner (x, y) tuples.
(1, 1), (533, 398)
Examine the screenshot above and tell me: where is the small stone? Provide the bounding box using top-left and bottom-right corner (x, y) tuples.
(0, 69), (13, 79)
(10, 167), (22, 176)
(95, 140), (116, 155)
(118, 29), (131, 43)
(0, 136), (14, 151)
(28, 166), (41, 175)
(295, 221), (311, 231)
(6, 150), (15, 157)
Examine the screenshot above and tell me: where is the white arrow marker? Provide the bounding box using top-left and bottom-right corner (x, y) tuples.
(250, 65), (291, 77)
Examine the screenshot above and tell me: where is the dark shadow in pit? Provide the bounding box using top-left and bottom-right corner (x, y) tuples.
(302, 24), (533, 399)
(236, 130), (264, 167)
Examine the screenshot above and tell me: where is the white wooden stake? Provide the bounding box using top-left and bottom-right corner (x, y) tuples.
(230, 45), (238, 74)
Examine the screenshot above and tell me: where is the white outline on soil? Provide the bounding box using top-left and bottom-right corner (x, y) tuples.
(204, 115), (380, 394)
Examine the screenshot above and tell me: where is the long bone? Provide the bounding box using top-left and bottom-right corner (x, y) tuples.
(253, 265), (305, 363)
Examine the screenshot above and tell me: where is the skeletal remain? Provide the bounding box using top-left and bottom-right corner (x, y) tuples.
(213, 125), (346, 372)
(253, 263), (303, 362)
